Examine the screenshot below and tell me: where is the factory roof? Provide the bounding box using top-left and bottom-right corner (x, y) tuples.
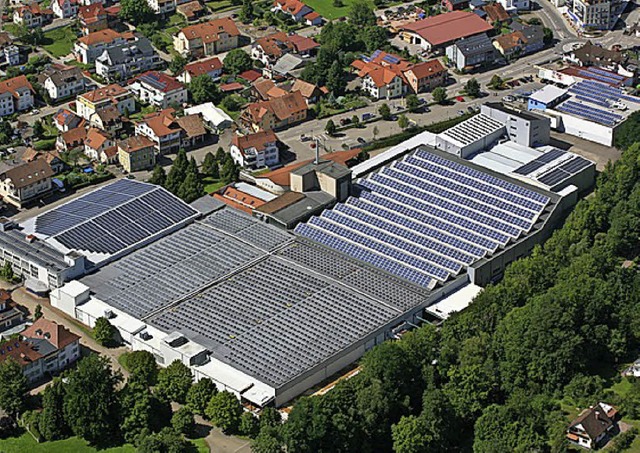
(80, 206), (429, 389)
(528, 84), (568, 105)
(438, 113), (505, 148)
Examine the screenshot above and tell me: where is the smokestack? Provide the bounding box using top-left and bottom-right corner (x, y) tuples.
(314, 137), (320, 164)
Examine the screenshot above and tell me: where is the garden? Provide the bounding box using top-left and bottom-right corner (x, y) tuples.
(42, 26), (78, 58)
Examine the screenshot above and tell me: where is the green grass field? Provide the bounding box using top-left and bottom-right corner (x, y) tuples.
(0, 433), (136, 453)
(0, 433), (208, 453)
(302, 0), (374, 19)
(203, 177), (227, 194)
(43, 26), (77, 58)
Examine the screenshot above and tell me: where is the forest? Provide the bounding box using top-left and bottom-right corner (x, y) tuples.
(251, 142), (640, 452)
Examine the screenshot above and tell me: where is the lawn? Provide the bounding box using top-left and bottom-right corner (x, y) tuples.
(43, 26), (78, 58)
(203, 177), (227, 193)
(206, 0), (235, 12)
(303, 0), (374, 20)
(0, 432), (209, 453)
(0, 433), (136, 453)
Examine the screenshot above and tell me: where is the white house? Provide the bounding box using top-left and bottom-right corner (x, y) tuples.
(128, 71), (188, 109)
(134, 109), (183, 154)
(52, 0), (78, 19)
(184, 102), (233, 132)
(76, 84), (136, 121)
(0, 76), (34, 117)
(230, 130), (280, 169)
(73, 29), (128, 65)
(567, 403), (618, 450)
(84, 128), (115, 161)
(177, 57), (223, 84)
(43, 66), (87, 102)
(0, 158), (54, 208)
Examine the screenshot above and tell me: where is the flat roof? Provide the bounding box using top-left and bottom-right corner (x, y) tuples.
(0, 228), (70, 272)
(82, 207), (429, 390)
(426, 282), (483, 320)
(439, 113), (505, 148)
(529, 85), (567, 104)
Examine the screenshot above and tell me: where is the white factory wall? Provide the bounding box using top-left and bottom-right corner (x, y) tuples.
(554, 111), (614, 146)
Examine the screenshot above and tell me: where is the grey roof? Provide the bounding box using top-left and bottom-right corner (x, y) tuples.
(28, 337), (58, 357)
(98, 37), (155, 65)
(453, 33), (494, 57)
(271, 53), (305, 75)
(292, 160), (352, 179)
(83, 206), (429, 388)
(0, 228), (69, 273)
(259, 191), (335, 227)
(483, 102), (547, 121)
(440, 113), (505, 147)
(510, 22), (543, 43)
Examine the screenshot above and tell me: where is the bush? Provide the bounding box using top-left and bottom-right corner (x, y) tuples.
(239, 411), (259, 438)
(33, 138), (57, 151)
(609, 427), (638, 453)
(205, 391), (243, 434)
(93, 317), (116, 347)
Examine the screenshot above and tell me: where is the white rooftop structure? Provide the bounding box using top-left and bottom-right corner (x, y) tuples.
(425, 283), (483, 320)
(439, 114), (504, 148)
(529, 85), (568, 105)
(234, 182), (277, 202)
(184, 102), (233, 129)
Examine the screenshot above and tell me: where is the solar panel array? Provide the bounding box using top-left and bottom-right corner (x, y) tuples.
(295, 149), (551, 288)
(34, 180), (198, 258)
(536, 156), (593, 187)
(440, 114), (504, 146)
(151, 254), (402, 387)
(514, 148), (567, 175)
(557, 100), (623, 126)
(577, 67), (626, 86)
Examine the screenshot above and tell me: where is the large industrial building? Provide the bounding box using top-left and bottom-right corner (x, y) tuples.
(8, 133), (592, 408)
(528, 77), (640, 146)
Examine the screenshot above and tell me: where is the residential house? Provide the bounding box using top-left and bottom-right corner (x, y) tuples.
(253, 78), (286, 101)
(252, 32), (295, 67)
(483, 2), (510, 24)
(5, 318), (82, 383)
(177, 57), (223, 84)
(563, 40), (625, 70)
(176, 1), (205, 21)
(567, 403), (618, 449)
(118, 135), (156, 172)
(241, 90), (307, 131)
(73, 29), (128, 65)
(76, 84), (136, 120)
(52, 108), (83, 132)
(403, 59), (447, 93)
(95, 36), (162, 82)
(493, 31), (526, 60)
(230, 130), (280, 169)
(128, 71), (188, 109)
(173, 18), (241, 58)
(176, 114), (207, 149)
(351, 51), (446, 99)
(135, 109), (183, 154)
(184, 102), (233, 132)
(442, 0), (470, 11)
(272, 0), (322, 25)
(52, 0), (78, 19)
(147, 0), (176, 15)
(509, 22), (544, 54)
(21, 149), (65, 174)
(0, 76), (35, 117)
(265, 53), (305, 79)
(498, 0), (529, 11)
(445, 33), (496, 71)
(78, 0), (103, 6)
(3, 43), (21, 67)
(41, 65), (87, 102)
(84, 128), (114, 161)
(290, 79), (325, 104)
(0, 290), (25, 335)
(623, 359), (640, 378)
(13, 3), (52, 28)
(56, 126), (87, 152)
(0, 158), (54, 208)
(288, 34), (320, 57)
(78, 3), (108, 35)
(88, 105), (123, 134)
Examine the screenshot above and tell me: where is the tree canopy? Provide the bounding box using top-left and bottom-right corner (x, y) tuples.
(0, 359), (27, 417)
(223, 49), (253, 75)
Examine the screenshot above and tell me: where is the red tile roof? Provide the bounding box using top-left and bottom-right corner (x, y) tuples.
(183, 57), (223, 78)
(0, 339), (43, 366)
(238, 69), (263, 82)
(22, 318), (80, 350)
(484, 2), (510, 22)
(255, 32), (294, 58)
(0, 75), (34, 100)
(212, 186), (266, 213)
(179, 18), (240, 44)
(220, 82), (244, 92)
(232, 130), (279, 153)
(405, 59), (446, 79)
(85, 127), (110, 150)
(401, 11), (493, 47)
(77, 28), (123, 46)
(288, 34), (320, 53)
(80, 83), (130, 103)
(119, 135), (154, 153)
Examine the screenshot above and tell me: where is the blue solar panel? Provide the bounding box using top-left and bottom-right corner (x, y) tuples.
(309, 217), (451, 281)
(358, 179), (511, 245)
(353, 193), (498, 252)
(587, 67), (625, 81)
(414, 150), (550, 206)
(395, 160), (537, 220)
(295, 224), (434, 288)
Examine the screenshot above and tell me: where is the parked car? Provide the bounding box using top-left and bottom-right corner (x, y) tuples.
(502, 95), (515, 102)
(362, 113), (373, 121)
(340, 118), (352, 126)
(357, 137), (366, 144)
(457, 110), (465, 116)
